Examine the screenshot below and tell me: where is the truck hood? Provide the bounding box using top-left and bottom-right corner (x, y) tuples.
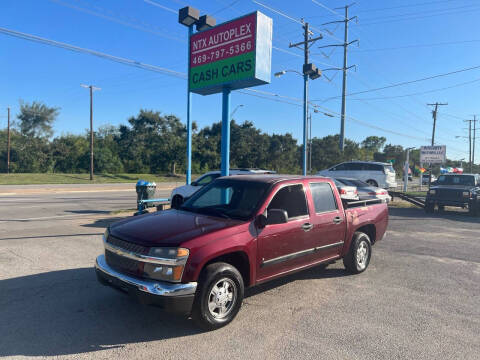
(431, 185), (476, 190)
(110, 209), (242, 247)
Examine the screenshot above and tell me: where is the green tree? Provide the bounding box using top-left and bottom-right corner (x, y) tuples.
(17, 101), (59, 138)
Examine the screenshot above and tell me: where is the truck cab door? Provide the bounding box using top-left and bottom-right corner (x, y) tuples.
(256, 183), (319, 283)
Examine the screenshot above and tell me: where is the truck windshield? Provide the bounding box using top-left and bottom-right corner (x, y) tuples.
(437, 175), (474, 186)
(180, 179), (270, 220)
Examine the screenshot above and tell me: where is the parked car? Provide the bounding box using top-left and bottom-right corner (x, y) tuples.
(425, 174), (480, 215)
(317, 161), (397, 188)
(170, 168), (276, 208)
(95, 175), (389, 330)
(332, 179), (359, 201)
(334, 177), (391, 203)
(421, 173), (437, 185)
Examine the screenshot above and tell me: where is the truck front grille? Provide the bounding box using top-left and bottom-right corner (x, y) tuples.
(436, 189), (464, 201)
(105, 249), (143, 276)
(107, 235), (149, 255)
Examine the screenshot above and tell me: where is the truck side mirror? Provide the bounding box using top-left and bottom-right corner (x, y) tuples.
(256, 214), (267, 228)
(266, 209), (288, 225)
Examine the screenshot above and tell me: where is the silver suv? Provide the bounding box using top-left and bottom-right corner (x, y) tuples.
(318, 161), (397, 189)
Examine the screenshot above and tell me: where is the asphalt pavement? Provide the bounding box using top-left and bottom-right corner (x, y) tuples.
(0, 186), (479, 360)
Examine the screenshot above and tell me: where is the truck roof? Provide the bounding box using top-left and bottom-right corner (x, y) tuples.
(221, 174), (329, 184)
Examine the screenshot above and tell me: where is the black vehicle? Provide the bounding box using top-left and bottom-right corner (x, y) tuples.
(425, 174), (480, 215)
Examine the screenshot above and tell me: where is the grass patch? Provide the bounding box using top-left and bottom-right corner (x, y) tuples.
(388, 199), (423, 209)
(404, 191), (427, 197)
(0, 173), (190, 185)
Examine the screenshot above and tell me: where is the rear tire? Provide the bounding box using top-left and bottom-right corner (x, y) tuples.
(191, 262), (244, 331)
(366, 179), (378, 187)
(343, 232), (372, 274)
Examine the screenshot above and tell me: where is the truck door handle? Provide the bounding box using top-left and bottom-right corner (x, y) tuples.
(333, 216), (343, 224)
(301, 223), (313, 232)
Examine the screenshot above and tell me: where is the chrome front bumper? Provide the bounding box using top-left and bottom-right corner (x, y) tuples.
(95, 255), (197, 297)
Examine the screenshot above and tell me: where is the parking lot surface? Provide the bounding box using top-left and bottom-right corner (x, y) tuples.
(1, 190), (479, 360)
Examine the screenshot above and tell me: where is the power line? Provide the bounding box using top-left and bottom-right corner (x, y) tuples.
(349, 77), (480, 101)
(360, 6), (480, 26)
(356, 0), (477, 14)
(51, 0), (185, 42)
(252, 0), (343, 42)
(311, 64), (480, 100)
(0, 27), (187, 79)
(361, 3), (480, 23)
(350, 39), (480, 53)
(211, 0), (242, 15)
(142, 0), (177, 14)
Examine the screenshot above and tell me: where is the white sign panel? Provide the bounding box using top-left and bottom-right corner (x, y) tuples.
(420, 145), (446, 164)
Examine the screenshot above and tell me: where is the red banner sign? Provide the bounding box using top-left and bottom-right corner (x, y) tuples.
(190, 13), (256, 68)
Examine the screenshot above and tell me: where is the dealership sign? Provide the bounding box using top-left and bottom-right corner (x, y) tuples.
(420, 145), (446, 164)
(189, 11), (272, 95)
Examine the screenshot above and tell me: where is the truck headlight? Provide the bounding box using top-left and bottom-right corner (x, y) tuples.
(463, 191), (471, 197)
(429, 190), (436, 195)
(144, 247), (189, 282)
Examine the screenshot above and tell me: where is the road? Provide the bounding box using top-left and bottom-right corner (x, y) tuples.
(0, 186), (479, 359)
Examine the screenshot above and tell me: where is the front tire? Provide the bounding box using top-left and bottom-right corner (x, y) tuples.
(191, 262), (244, 331)
(343, 232), (372, 274)
(425, 203), (435, 214)
(469, 202), (478, 216)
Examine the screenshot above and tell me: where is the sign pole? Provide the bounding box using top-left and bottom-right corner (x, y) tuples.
(186, 25), (193, 185)
(221, 87), (231, 177)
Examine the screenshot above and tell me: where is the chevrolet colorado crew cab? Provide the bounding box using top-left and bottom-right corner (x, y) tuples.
(95, 175), (389, 330)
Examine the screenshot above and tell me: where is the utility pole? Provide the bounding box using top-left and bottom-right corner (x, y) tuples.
(81, 84), (101, 180)
(464, 119), (475, 172)
(426, 102), (447, 188)
(427, 102), (448, 146)
(288, 22), (322, 175)
(473, 115), (477, 169)
(319, 4), (358, 151)
(7, 107), (10, 174)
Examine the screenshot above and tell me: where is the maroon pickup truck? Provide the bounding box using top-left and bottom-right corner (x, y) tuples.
(95, 175), (388, 330)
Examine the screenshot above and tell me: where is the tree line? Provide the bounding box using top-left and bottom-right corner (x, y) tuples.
(0, 101), (472, 175)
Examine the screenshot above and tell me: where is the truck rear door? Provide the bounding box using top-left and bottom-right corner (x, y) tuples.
(306, 180), (346, 259)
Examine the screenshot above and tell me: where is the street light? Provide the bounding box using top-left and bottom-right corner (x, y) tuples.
(178, 6), (216, 185)
(403, 147), (415, 192)
(81, 84), (101, 181)
(230, 104), (244, 119)
(275, 67), (322, 175)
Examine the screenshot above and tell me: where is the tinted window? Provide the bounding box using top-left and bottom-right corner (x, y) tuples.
(195, 174), (218, 186)
(365, 163), (383, 171)
(437, 175), (475, 186)
(268, 184), (308, 219)
(331, 163), (346, 171)
(310, 183), (338, 213)
(345, 162), (363, 170)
